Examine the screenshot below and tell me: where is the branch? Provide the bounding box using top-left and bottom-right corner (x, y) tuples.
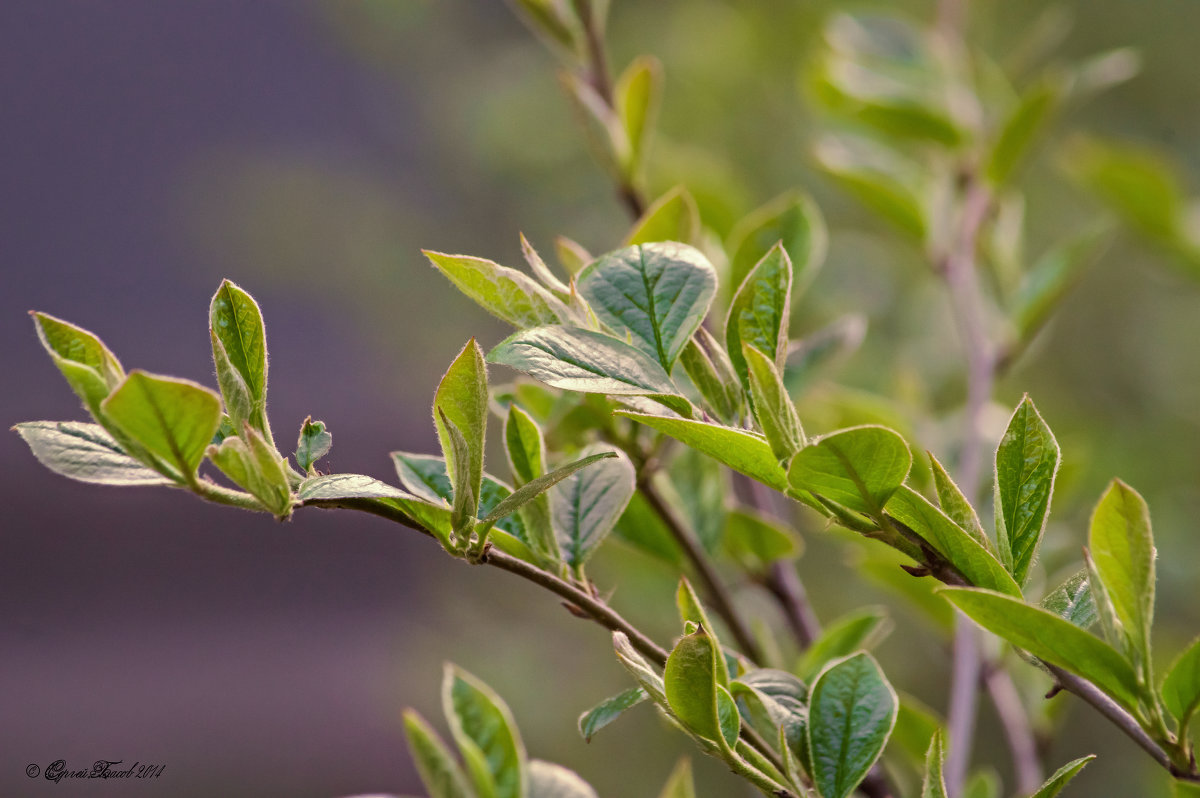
(984, 664), (1044, 794)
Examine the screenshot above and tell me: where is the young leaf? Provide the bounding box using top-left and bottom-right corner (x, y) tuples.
(434, 340), (489, 529)
(208, 424), (293, 517)
(391, 453), (529, 544)
(425, 251), (569, 328)
(101, 371), (222, 483)
(1084, 548), (1126, 649)
(528, 760), (599, 798)
(520, 232), (571, 298)
(1162, 636), (1200, 735)
(727, 242), (793, 386)
(482, 451), (617, 530)
(510, 0), (579, 55)
(402, 709), (474, 798)
(577, 686), (648, 742)
(489, 325), (679, 397)
(986, 77), (1063, 187)
(443, 664), (527, 798)
(209, 280), (270, 438)
(731, 668), (808, 753)
(551, 445), (635, 566)
(798, 607), (892, 681)
(614, 55), (662, 178)
(503, 405), (556, 559)
(13, 420), (174, 486)
(807, 653), (898, 798)
(1012, 226), (1111, 344)
(614, 411), (788, 491)
(676, 577), (729, 686)
(813, 135), (927, 240)
(625, 186), (699, 247)
(727, 191), (826, 300)
(886, 486), (1022, 597)
(723, 509), (801, 571)
(656, 758), (695, 798)
(744, 344), (805, 461)
(555, 236), (592, 274)
(789, 425), (911, 516)
(576, 242), (717, 372)
(297, 473), (416, 502)
(994, 396), (1061, 585)
(32, 312), (124, 417)
(612, 631), (667, 705)
(921, 729), (949, 798)
(1041, 570), (1098, 630)
(928, 452), (988, 548)
(295, 417), (332, 474)
(664, 626), (727, 743)
(940, 588), (1140, 710)
(1028, 755), (1095, 798)
(679, 329), (742, 423)
(1088, 479), (1156, 661)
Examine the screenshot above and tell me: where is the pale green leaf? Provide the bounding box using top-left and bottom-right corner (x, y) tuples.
(679, 329), (742, 423)
(298, 473), (416, 502)
(528, 760), (598, 798)
(807, 653), (898, 798)
(928, 452), (987, 548)
(32, 312), (124, 417)
(614, 55), (662, 176)
(209, 279), (270, 436)
(723, 509), (801, 570)
(656, 758), (695, 798)
(443, 665), (527, 798)
(625, 186), (699, 247)
(664, 626), (726, 743)
(744, 344), (805, 462)
(612, 631), (667, 705)
(994, 396), (1061, 585)
(1162, 636), (1200, 734)
(789, 425), (911, 516)
(1088, 479), (1156, 659)
(798, 607), (891, 681)
(434, 340), (489, 528)
(482, 451), (617, 530)
(402, 709), (474, 798)
(520, 232), (571, 298)
(391, 453), (529, 544)
(676, 577), (729, 686)
(208, 425), (293, 516)
(1029, 755), (1095, 798)
(986, 78), (1063, 187)
(14, 420), (173, 486)
(426, 251), (568, 328)
(551, 444), (635, 566)
(727, 191), (826, 300)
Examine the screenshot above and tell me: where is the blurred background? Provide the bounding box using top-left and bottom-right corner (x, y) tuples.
(3, 1), (1199, 796)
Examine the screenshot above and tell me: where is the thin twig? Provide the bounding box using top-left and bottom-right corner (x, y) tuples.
(762, 561), (820, 650)
(640, 479), (766, 663)
(984, 664), (1043, 793)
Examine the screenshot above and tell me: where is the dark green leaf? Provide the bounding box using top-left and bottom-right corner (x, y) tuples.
(209, 280), (270, 436)
(731, 669), (808, 753)
(1088, 479), (1156, 660)
(32, 312), (124, 417)
(789, 425), (911, 516)
(727, 242), (793, 385)
(664, 626), (727, 744)
(727, 192), (826, 301)
(941, 588), (1140, 710)
(489, 325), (679, 397)
(928, 452), (988, 548)
(723, 509), (801, 570)
(578, 686), (648, 742)
(886, 486), (1021, 596)
(921, 729), (948, 798)
(528, 760), (599, 798)
(551, 444), (635, 566)
(434, 340), (489, 529)
(994, 396), (1061, 585)
(426, 251), (568, 328)
(1040, 570), (1098, 630)
(798, 607), (891, 681)
(14, 420), (173, 486)
(1162, 636), (1200, 734)
(1029, 755), (1095, 798)
(443, 664), (527, 798)
(744, 344), (805, 462)
(101, 371), (222, 482)
(295, 417), (332, 474)
(402, 709), (474, 798)
(807, 653), (898, 798)
(576, 242), (717, 372)
(626, 186), (699, 247)
(615, 411), (787, 491)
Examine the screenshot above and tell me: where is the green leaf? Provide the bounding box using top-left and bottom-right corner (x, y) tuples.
(520, 232), (571, 298)
(789, 425), (911, 516)
(434, 340), (489, 529)
(443, 665), (526, 798)
(664, 626), (728, 744)
(402, 709), (474, 798)
(13, 420), (174, 486)
(889, 693), (941, 766)
(1066, 137), (1186, 245)
(101, 371), (222, 483)
(679, 329), (742, 424)
(813, 136), (926, 240)
(614, 55), (662, 177)
(482, 451), (617, 530)
(656, 758), (695, 798)
(576, 242), (717, 372)
(209, 280), (270, 437)
(295, 417), (332, 474)
(676, 577), (729, 686)
(727, 242), (793, 386)
(612, 631), (667, 705)
(986, 77), (1063, 187)
(928, 452), (988, 549)
(1088, 479), (1156, 662)
(807, 653), (898, 798)
(798, 607), (891, 681)
(555, 236), (592, 275)
(551, 444), (635, 566)
(1040, 570), (1098, 630)
(664, 443), (727, 553)
(503, 405), (556, 560)
(425, 250), (569, 328)
(510, 0), (579, 54)
(32, 312), (124, 417)
(208, 425), (293, 516)
(921, 729), (949, 798)
(940, 588), (1140, 711)
(723, 509), (801, 571)
(1012, 226), (1110, 343)
(730, 668), (808, 753)
(297, 473), (416, 501)
(1083, 548), (1126, 649)
(744, 344), (806, 461)
(489, 325), (679, 398)
(1028, 755), (1095, 798)
(1162, 636), (1200, 733)
(577, 686), (648, 742)
(886, 486), (1022, 596)
(626, 186), (699, 247)
(613, 492), (682, 563)
(994, 396), (1061, 585)
(528, 760), (599, 798)
(614, 411), (787, 491)
(391, 453), (529, 544)
(727, 192), (826, 302)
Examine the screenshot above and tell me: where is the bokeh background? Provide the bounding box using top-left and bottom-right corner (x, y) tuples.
(3, 1), (1199, 796)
